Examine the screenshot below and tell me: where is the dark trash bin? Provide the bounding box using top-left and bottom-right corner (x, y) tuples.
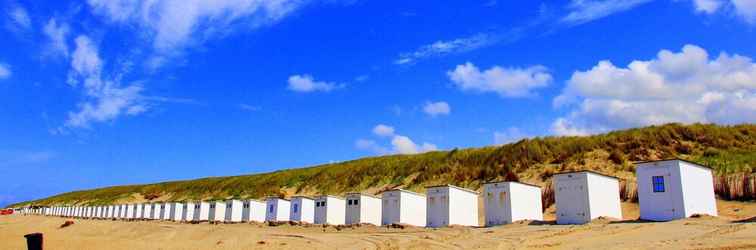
(24, 233), (43, 250)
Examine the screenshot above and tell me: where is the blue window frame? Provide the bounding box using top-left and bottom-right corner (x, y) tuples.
(652, 176), (665, 192)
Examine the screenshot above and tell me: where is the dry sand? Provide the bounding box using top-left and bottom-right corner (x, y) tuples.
(2, 200), (754, 250)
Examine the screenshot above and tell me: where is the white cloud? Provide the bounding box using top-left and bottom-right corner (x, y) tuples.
(494, 127), (530, 144)
(0, 63), (11, 79)
(372, 124), (395, 137)
(562, 0), (653, 25)
(732, 0), (756, 24)
(447, 62), (552, 98)
(43, 18), (70, 58)
(423, 101), (451, 117)
(64, 35), (147, 129)
(553, 44), (756, 135)
(391, 135), (437, 154)
(87, 0), (304, 59)
(355, 139), (389, 155)
(395, 33), (495, 65)
(684, 0), (756, 24)
(287, 74), (340, 93)
(7, 6), (31, 31)
(357, 124), (438, 155)
(691, 0), (724, 13)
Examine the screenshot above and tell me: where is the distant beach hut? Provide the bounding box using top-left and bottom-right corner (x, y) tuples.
(193, 202), (210, 222)
(483, 181), (543, 226)
(141, 204), (151, 220)
(345, 193), (382, 226)
(211, 201), (226, 222)
(155, 203), (165, 220)
(225, 200), (243, 223)
(290, 196), (315, 224)
(426, 184), (479, 227)
(380, 189), (427, 227)
(265, 197), (291, 222)
(636, 159), (717, 221)
(171, 203), (184, 221)
(182, 202), (195, 222)
(242, 200), (266, 223)
(314, 195), (346, 225)
(554, 171), (622, 224)
(125, 204), (135, 219)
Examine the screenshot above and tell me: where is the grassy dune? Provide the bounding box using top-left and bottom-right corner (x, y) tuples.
(9, 123), (756, 207)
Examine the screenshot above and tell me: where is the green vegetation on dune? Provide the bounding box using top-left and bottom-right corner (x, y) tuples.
(10, 123), (756, 207)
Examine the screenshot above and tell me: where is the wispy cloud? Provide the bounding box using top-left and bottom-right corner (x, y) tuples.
(0, 63), (11, 80)
(43, 18), (70, 58)
(87, 0), (307, 69)
(6, 5), (31, 32)
(287, 74), (343, 93)
(64, 35), (147, 129)
(395, 33), (497, 65)
(561, 0), (654, 26)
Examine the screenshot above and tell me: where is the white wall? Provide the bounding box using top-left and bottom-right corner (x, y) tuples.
(345, 194), (382, 225)
(225, 200), (243, 222)
(290, 197), (315, 223)
(510, 183), (543, 222)
(680, 161), (717, 217)
(246, 200), (266, 222)
(173, 203), (184, 221)
(156, 203), (165, 220)
(426, 187), (450, 227)
(554, 173), (590, 224)
(135, 204), (143, 219)
(183, 202), (195, 221)
(212, 201), (226, 222)
(381, 190), (426, 227)
(314, 196), (345, 225)
(586, 173), (622, 220)
(452, 188), (478, 226)
(265, 198), (291, 222)
(195, 202), (210, 221)
(126, 204), (134, 219)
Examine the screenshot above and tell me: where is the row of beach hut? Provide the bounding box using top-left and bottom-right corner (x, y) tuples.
(19, 159), (718, 226)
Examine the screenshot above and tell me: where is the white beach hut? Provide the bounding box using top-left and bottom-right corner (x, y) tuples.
(345, 193), (382, 225)
(426, 184), (479, 227)
(554, 171), (622, 224)
(265, 197), (291, 222)
(155, 203), (166, 220)
(242, 200), (266, 223)
(120, 204), (128, 218)
(636, 159), (717, 221)
(225, 200), (243, 223)
(144, 203), (154, 220)
(290, 196), (315, 224)
(483, 181), (543, 226)
(193, 202), (210, 221)
(314, 195), (346, 225)
(211, 201), (226, 222)
(172, 202), (184, 221)
(381, 189), (427, 227)
(182, 202), (195, 222)
(125, 204), (135, 219)
(139, 204), (149, 219)
(134, 203), (143, 219)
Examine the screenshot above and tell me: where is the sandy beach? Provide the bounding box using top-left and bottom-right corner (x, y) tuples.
(2, 201), (754, 250)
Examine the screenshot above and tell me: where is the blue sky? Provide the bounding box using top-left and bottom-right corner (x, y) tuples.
(1, 0), (755, 207)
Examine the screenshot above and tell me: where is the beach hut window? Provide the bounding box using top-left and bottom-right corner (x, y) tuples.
(353, 199), (359, 205)
(499, 192), (506, 206)
(293, 204), (298, 212)
(269, 205), (274, 212)
(347, 200), (352, 205)
(652, 176), (665, 192)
